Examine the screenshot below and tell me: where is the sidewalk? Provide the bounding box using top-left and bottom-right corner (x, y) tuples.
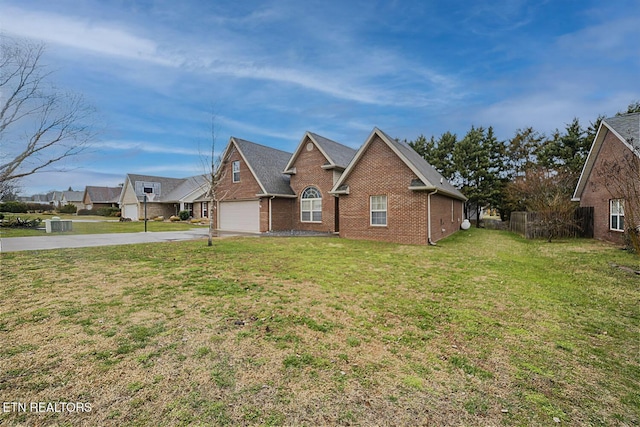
(1, 228), (213, 252)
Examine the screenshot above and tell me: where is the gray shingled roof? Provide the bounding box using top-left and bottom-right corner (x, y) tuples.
(164, 175), (209, 202)
(308, 132), (357, 168)
(232, 138), (295, 196)
(376, 128), (467, 201)
(85, 186), (122, 203)
(125, 174), (190, 202)
(604, 112), (640, 150)
(62, 191), (84, 202)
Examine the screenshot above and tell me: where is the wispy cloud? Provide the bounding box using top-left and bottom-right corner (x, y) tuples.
(94, 141), (201, 156)
(1, 4), (459, 108)
(0, 5), (176, 66)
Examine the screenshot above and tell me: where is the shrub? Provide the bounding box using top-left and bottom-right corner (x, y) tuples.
(96, 207), (120, 217)
(58, 204), (77, 214)
(0, 217), (42, 228)
(624, 227), (639, 253)
(26, 203), (51, 212)
(0, 201), (28, 213)
(169, 215), (181, 222)
(77, 209), (93, 216)
(178, 210), (190, 221)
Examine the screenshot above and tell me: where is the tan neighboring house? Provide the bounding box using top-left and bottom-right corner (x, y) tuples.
(572, 112), (640, 245)
(214, 128), (467, 244)
(61, 191), (85, 210)
(119, 174), (209, 220)
(83, 186), (122, 210)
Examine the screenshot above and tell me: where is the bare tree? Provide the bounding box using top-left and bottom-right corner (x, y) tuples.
(506, 167), (579, 242)
(0, 36), (97, 194)
(201, 112), (227, 246)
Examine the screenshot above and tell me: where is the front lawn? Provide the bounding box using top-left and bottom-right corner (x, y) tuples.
(0, 214), (206, 237)
(0, 229), (637, 426)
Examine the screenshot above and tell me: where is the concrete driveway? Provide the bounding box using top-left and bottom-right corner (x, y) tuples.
(1, 228), (213, 252)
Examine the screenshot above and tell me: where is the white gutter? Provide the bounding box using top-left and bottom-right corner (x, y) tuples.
(427, 189), (438, 246)
(268, 196), (275, 231)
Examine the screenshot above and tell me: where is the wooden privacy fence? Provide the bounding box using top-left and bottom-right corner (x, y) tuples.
(509, 207), (594, 239)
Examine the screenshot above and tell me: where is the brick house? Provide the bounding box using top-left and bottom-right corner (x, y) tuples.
(213, 137), (296, 233)
(119, 174), (209, 221)
(331, 128), (467, 245)
(283, 132), (356, 233)
(82, 186), (122, 210)
(214, 128), (467, 244)
(572, 112), (640, 245)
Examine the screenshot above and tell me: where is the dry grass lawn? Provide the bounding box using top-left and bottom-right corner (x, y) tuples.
(0, 229), (638, 426)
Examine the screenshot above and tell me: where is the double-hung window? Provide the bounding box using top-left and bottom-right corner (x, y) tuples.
(370, 195), (387, 226)
(301, 187), (322, 222)
(232, 161), (240, 183)
(610, 199), (625, 232)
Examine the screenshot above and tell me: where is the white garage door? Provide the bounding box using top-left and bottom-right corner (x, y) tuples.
(219, 200), (260, 232)
(123, 204), (139, 221)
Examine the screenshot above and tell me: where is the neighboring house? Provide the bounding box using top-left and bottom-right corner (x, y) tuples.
(572, 112), (640, 245)
(214, 137), (296, 233)
(214, 128), (467, 244)
(49, 191), (64, 208)
(331, 128), (467, 245)
(61, 191), (85, 210)
(83, 186), (122, 210)
(119, 174), (209, 220)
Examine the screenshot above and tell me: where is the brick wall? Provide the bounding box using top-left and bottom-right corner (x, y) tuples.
(429, 193), (465, 242)
(269, 198), (295, 231)
(578, 130), (635, 244)
(143, 203), (177, 220)
(289, 136), (338, 233)
(338, 135), (463, 245)
(216, 147), (263, 200)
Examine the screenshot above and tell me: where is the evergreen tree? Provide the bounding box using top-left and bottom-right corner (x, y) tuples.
(453, 126), (502, 226)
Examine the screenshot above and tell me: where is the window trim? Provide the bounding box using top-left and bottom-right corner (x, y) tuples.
(300, 186), (322, 223)
(610, 199), (625, 232)
(370, 195), (388, 227)
(232, 160), (240, 183)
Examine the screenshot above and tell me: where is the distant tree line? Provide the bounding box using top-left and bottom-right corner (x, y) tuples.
(407, 101), (640, 231)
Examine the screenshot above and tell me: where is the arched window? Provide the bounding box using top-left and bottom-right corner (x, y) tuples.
(301, 186), (322, 222)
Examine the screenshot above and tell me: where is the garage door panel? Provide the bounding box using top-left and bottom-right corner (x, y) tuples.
(219, 200), (260, 232)
(123, 204), (138, 221)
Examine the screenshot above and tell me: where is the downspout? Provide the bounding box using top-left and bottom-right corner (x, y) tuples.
(427, 189), (438, 246)
(268, 196), (276, 232)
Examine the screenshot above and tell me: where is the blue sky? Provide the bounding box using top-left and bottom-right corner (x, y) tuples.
(1, 0), (639, 195)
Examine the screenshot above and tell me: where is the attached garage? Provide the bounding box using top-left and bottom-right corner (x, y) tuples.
(218, 200), (260, 232)
(122, 204), (139, 221)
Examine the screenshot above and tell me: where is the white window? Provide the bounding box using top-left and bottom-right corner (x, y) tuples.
(370, 195), (387, 226)
(232, 161), (240, 183)
(202, 202), (208, 218)
(301, 187), (322, 222)
(184, 203), (194, 217)
(610, 199), (625, 232)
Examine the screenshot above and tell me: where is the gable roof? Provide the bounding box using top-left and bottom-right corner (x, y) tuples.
(164, 175), (209, 202)
(223, 137), (295, 196)
(121, 173), (199, 203)
(572, 112), (640, 201)
(284, 131), (357, 173)
(84, 186), (122, 204)
(62, 190), (84, 202)
(332, 127), (467, 201)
